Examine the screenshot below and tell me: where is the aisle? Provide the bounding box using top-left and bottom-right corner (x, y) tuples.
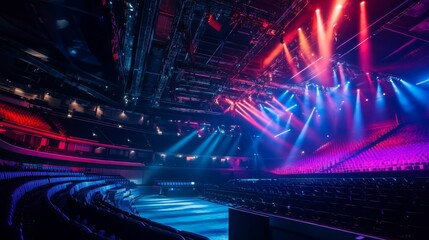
(134, 195), (229, 240)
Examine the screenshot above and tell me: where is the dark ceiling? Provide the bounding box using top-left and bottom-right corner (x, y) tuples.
(1, 0), (428, 115)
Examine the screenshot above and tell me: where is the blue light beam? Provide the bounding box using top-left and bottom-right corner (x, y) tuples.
(352, 90), (363, 140)
(391, 80), (415, 113)
(400, 80), (428, 104)
(165, 131), (198, 153)
(285, 107), (316, 164)
(274, 129), (291, 138)
(416, 79), (429, 85)
(192, 132), (217, 156)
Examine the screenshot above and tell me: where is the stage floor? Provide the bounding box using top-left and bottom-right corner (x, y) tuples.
(133, 195), (229, 240)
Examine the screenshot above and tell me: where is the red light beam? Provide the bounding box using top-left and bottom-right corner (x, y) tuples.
(359, 1), (372, 72)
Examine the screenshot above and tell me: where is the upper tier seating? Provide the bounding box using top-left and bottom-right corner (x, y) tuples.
(53, 117), (151, 149)
(330, 124), (429, 173)
(0, 102), (53, 132)
(273, 123), (397, 174)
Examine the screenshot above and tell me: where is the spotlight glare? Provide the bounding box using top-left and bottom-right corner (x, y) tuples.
(360, 1), (365, 5)
(315, 9), (320, 13)
(336, 4), (342, 9)
(298, 27), (302, 31)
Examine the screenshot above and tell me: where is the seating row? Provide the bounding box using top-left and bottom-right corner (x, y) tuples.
(203, 177), (429, 239)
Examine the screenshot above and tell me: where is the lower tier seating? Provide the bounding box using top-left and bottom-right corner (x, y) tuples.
(203, 176), (429, 240)
(0, 169), (209, 240)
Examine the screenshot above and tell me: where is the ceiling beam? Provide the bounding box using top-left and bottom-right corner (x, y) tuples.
(186, 11), (208, 62)
(383, 38), (417, 60)
(152, 0), (196, 107)
(383, 24), (429, 43)
(126, 0), (161, 105)
(0, 22), (119, 89)
(117, 0), (138, 87)
(231, 0), (310, 80)
(1, 46), (120, 107)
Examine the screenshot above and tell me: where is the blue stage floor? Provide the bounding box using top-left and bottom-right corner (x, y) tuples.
(133, 195), (229, 240)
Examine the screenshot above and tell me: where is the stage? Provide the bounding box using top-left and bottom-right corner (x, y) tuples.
(133, 195), (229, 240)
